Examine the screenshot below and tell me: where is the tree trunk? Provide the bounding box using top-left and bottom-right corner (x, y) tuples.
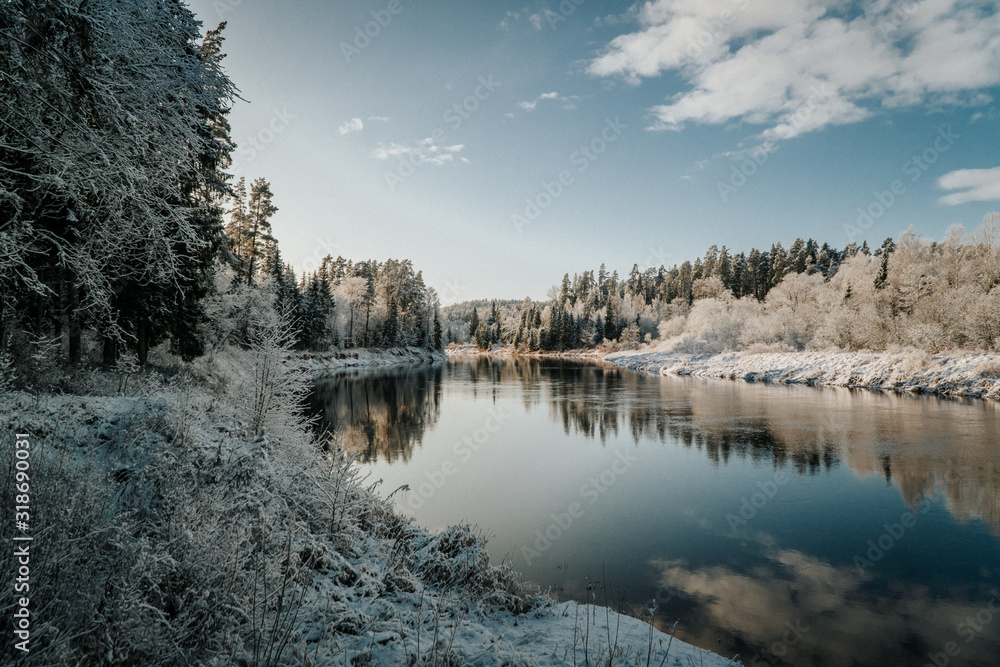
(364, 307), (370, 348)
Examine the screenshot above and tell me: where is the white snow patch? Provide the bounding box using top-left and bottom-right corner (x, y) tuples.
(605, 349), (1000, 401)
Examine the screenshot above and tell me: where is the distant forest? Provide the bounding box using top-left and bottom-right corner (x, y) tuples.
(444, 218), (1000, 355)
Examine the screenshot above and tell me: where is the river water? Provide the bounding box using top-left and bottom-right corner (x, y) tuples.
(309, 356), (1000, 667)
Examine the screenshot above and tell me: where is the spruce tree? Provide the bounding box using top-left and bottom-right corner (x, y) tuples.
(432, 311), (443, 350)
(468, 308), (480, 343)
(244, 178), (278, 285)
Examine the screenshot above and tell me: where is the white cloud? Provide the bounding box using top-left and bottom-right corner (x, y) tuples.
(371, 137), (465, 166)
(937, 166), (1000, 205)
(594, 7), (640, 27)
(499, 8), (528, 30)
(588, 0), (1000, 139)
(517, 91), (578, 111)
(338, 118), (364, 135)
(367, 116), (391, 123)
(528, 13), (544, 30)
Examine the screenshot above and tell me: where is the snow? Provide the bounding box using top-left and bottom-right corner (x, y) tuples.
(312, 597), (737, 666)
(605, 348), (1000, 400)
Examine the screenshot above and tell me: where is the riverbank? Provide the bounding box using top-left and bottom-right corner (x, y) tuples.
(447, 344), (1000, 401)
(303, 346), (448, 379)
(0, 346), (736, 666)
(605, 348), (1000, 401)
(446, 344), (609, 360)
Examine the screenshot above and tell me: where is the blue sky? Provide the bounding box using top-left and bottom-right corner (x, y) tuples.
(185, 0), (1000, 303)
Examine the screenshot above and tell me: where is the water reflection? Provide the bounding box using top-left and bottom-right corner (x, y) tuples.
(315, 356), (999, 525)
(309, 365), (443, 463)
(310, 356), (1000, 666)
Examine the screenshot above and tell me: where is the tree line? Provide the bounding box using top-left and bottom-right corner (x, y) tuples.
(450, 224), (999, 355)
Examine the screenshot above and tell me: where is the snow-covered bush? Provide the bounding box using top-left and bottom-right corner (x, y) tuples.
(976, 359), (1000, 378)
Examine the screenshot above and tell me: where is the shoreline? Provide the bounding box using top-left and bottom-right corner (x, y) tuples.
(302, 346), (448, 380)
(606, 348), (1000, 401)
(445, 345), (1000, 401)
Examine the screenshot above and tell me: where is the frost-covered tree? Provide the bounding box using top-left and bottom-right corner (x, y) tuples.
(1, 0), (236, 363)
(242, 178), (278, 286)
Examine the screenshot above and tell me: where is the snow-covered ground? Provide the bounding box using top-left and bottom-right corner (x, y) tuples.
(446, 344), (609, 360)
(605, 348), (1000, 400)
(0, 346), (736, 666)
(304, 346), (448, 379)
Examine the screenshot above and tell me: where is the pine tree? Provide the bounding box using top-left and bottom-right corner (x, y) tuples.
(604, 302), (617, 341)
(718, 247), (733, 291)
(874, 251), (890, 290)
(244, 178), (278, 285)
(432, 311), (443, 350)
(468, 308), (480, 343)
(382, 297), (399, 346)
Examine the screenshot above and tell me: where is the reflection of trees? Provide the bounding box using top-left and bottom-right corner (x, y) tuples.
(308, 365), (443, 463)
(311, 357), (1000, 532)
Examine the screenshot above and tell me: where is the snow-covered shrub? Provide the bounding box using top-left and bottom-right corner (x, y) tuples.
(657, 315), (687, 342)
(895, 348), (934, 376)
(897, 320), (947, 354)
(673, 298), (744, 353)
(236, 314), (310, 438)
(975, 359), (1000, 378)
(202, 268), (278, 352)
(411, 525), (538, 614)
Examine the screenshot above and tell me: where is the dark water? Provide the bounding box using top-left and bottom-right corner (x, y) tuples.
(309, 357), (1000, 667)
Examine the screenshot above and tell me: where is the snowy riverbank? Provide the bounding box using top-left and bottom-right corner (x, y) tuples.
(605, 348), (1000, 400)
(0, 348), (736, 666)
(303, 346), (448, 379)
(446, 344), (609, 360)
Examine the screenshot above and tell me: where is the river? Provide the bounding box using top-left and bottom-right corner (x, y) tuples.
(309, 356), (1000, 667)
